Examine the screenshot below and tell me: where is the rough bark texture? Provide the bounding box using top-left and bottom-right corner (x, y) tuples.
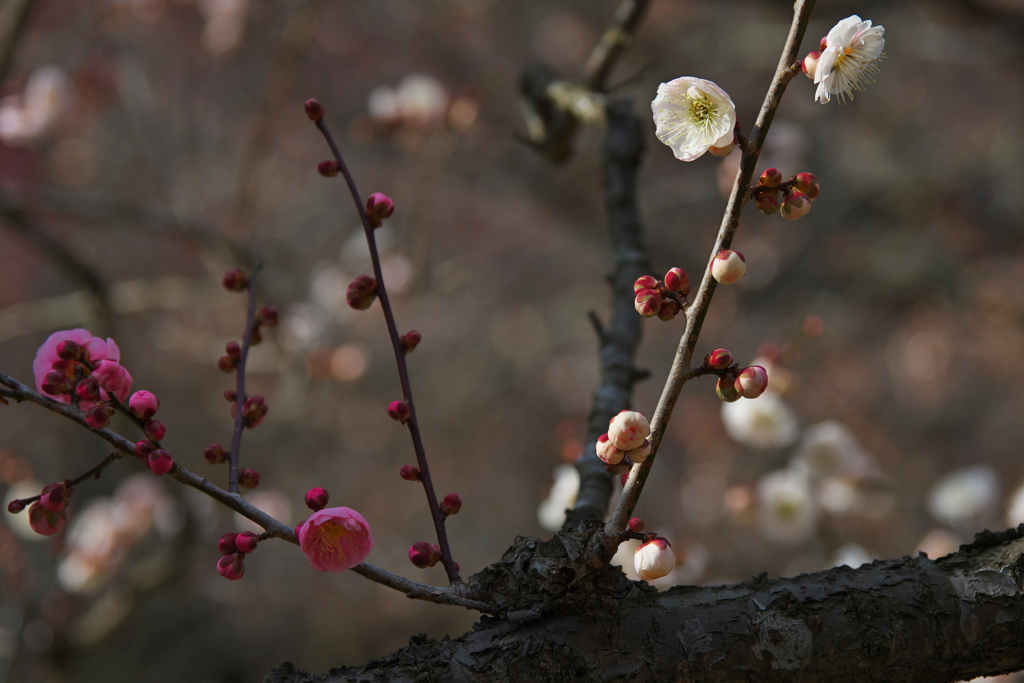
(267, 526), (1024, 682)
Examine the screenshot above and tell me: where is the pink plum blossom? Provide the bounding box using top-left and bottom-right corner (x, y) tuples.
(33, 329), (123, 404)
(129, 391), (160, 419)
(296, 507), (373, 572)
(91, 360), (132, 400)
(28, 502), (67, 536)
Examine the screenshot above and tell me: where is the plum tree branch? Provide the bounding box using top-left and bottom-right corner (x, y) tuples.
(228, 263), (262, 493)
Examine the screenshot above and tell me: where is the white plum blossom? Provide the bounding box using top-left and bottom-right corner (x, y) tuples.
(927, 465), (999, 528)
(721, 390), (799, 450)
(537, 465), (579, 532)
(652, 77), (736, 161)
(757, 469), (818, 546)
(1007, 481), (1024, 528)
(815, 16), (885, 104)
(396, 74), (448, 128)
(791, 420), (871, 479)
(634, 538), (675, 581)
(831, 543), (873, 569)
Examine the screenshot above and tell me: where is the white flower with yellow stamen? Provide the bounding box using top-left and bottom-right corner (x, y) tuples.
(815, 15), (885, 104)
(652, 77), (736, 162)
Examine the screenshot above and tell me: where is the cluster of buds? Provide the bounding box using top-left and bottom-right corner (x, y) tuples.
(439, 492), (462, 517)
(346, 275), (378, 311)
(216, 530), (259, 580)
(701, 348), (769, 403)
(596, 410), (652, 468)
(752, 168), (819, 220)
(711, 249), (746, 285)
(408, 541), (442, 569)
(38, 336), (133, 412)
(134, 439), (175, 476)
(10, 482), (72, 536)
(634, 268), (690, 321)
(634, 536), (675, 581)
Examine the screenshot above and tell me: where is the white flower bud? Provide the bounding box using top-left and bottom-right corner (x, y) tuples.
(596, 434), (624, 465)
(711, 249), (745, 285)
(608, 410), (650, 451)
(627, 439), (651, 464)
(633, 538), (675, 581)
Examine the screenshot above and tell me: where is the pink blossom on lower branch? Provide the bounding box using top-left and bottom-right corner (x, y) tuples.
(28, 502), (67, 536)
(216, 554), (245, 580)
(296, 507), (373, 572)
(32, 328), (121, 403)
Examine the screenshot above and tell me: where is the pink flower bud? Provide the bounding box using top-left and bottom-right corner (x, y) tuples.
(346, 275), (378, 310)
(627, 438), (651, 463)
(388, 400), (411, 424)
(711, 249), (746, 285)
(365, 192), (395, 228)
(656, 300), (681, 322)
(297, 507), (373, 572)
(716, 376), (742, 403)
(239, 468), (260, 489)
(129, 390), (159, 419)
(664, 268), (689, 296)
(135, 439), (156, 460)
(793, 172), (819, 200)
(400, 465), (421, 481)
(7, 499), (25, 514)
(596, 433), (625, 465)
(241, 396), (268, 428)
(318, 160), (340, 177)
(144, 419), (166, 441)
(634, 289), (662, 318)
(755, 192), (781, 215)
(216, 553), (245, 580)
(204, 443), (227, 464)
(304, 98), (324, 122)
(85, 404), (113, 430)
(608, 411), (650, 451)
(401, 330), (421, 352)
(781, 192), (811, 220)
(439, 493), (462, 516)
(409, 541), (441, 568)
(735, 365), (769, 399)
(218, 532), (238, 555)
(235, 531), (259, 554)
(305, 487), (329, 511)
(633, 275), (658, 292)
(56, 340), (83, 361)
(256, 306), (279, 327)
(28, 502), (66, 536)
(803, 51), (821, 80)
(225, 341), (241, 361)
(706, 348), (733, 370)
(40, 483), (68, 512)
(42, 370), (73, 395)
(217, 356), (236, 373)
(92, 360), (131, 394)
(75, 378), (100, 401)
(628, 517), (644, 533)
(634, 537), (675, 581)
(819, 36), (828, 51)
(759, 168), (782, 188)
(222, 269), (250, 292)
(147, 449), (174, 476)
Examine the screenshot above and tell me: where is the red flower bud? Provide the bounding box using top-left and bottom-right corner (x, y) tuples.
(216, 553), (245, 580)
(218, 356), (236, 373)
(408, 541), (441, 568)
(305, 487), (329, 511)
(56, 340), (83, 361)
(224, 390), (236, 402)
(657, 299), (681, 322)
(40, 483), (67, 512)
(235, 531), (259, 554)
(304, 98), (324, 122)
(346, 275), (378, 310)
(706, 348), (733, 370)
(664, 267), (689, 296)
(735, 365), (769, 399)
(28, 502), (66, 536)
(204, 443), (228, 464)
(250, 328), (262, 346)
(759, 168), (782, 188)
(400, 465), (421, 481)
(129, 390), (159, 419)
(628, 517), (645, 533)
(388, 400), (411, 424)
(75, 378), (100, 401)
(147, 449), (174, 476)
(241, 396), (268, 428)
(439, 493), (462, 516)
(819, 36), (828, 52)
(222, 269), (250, 292)
(135, 439), (156, 460)
(633, 275), (658, 292)
(781, 192), (811, 220)
(144, 419), (166, 441)
(365, 192), (395, 228)
(42, 370), (73, 395)
(793, 172), (819, 200)
(225, 341), (241, 361)
(218, 532), (238, 555)
(85, 404), (114, 430)
(401, 330), (422, 352)
(7, 499), (25, 514)
(755, 191), (781, 215)
(239, 468), (260, 489)
(318, 160), (340, 177)
(256, 306), (279, 327)
(634, 289), (662, 318)
(715, 376), (743, 403)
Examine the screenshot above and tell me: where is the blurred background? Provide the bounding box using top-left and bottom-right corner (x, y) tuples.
(1, 0), (1024, 680)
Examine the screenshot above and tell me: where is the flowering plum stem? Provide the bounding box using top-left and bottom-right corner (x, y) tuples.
(313, 118), (460, 584)
(228, 262), (262, 494)
(604, 0), (816, 539)
(6, 451), (121, 509)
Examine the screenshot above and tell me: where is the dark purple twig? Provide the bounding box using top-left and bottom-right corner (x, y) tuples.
(7, 451), (121, 508)
(228, 263), (262, 493)
(313, 119), (460, 584)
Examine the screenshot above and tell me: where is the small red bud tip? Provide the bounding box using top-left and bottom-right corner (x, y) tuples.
(399, 465), (421, 481)
(235, 531), (259, 554)
(793, 172), (819, 200)
(802, 51), (821, 80)
(225, 341), (241, 360)
(387, 400), (411, 424)
(249, 328), (262, 346)
(223, 390), (237, 402)
(781, 192), (811, 220)
(216, 553), (245, 580)
(664, 268), (690, 296)
(239, 468), (260, 489)
(439, 493), (462, 516)
(707, 348), (733, 370)
(85, 404), (113, 430)
(256, 306), (279, 327)
(633, 275), (658, 292)
(304, 98), (324, 122)
(755, 192), (781, 216)
(400, 330), (422, 352)
(628, 517), (645, 533)
(735, 365), (769, 399)
(135, 439), (156, 460)
(715, 376), (743, 403)
(144, 419), (166, 441)
(147, 449), (174, 476)
(634, 289), (663, 318)
(304, 487), (330, 511)
(222, 269), (250, 292)
(318, 160), (340, 177)
(75, 378), (100, 401)
(204, 443), (228, 465)
(819, 36), (828, 52)
(759, 168), (782, 188)
(346, 275), (378, 310)
(408, 541), (442, 569)
(56, 340), (82, 361)
(218, 532), (239, 555)
(7, 499), (25, 514)
(218, 356), (236, 373)
(365, 192), (395, 228)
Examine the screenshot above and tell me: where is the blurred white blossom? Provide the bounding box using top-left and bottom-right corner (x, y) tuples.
(197, 0), (249, 54)
(1006, 481), (1024, 528)
(927, 465), (999, 528)
(791, 420), (871, 479)
(831, 542), (872, 569)
(758, 469), (818, 546)
(396, 74), (448, 128)
(537, 464), (579, 532)
(0, 66), (71, 146)
(721, 390), (798, 450)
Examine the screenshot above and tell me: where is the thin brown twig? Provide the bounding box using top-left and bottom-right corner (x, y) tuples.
(7, 452), (122, 507)
(228, 264), (262, 493)
(604, 0), (816, 537)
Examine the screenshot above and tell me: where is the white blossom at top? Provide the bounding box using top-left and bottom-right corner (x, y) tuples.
(721, 390), (799, 450)
(652, 77), (736, 161)
(831, 542), (873, 569)
(758, 469), (818, 546)
(815, 15), (885, 104)
(537, 464), (579, 532)
(927, 465), (999, 528)
(791, 420), (871, 479)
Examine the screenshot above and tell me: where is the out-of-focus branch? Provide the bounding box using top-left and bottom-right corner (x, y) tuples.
(562, 99), (652, 530)
(0, 0), (35, 82)
(605, 0), (816, 537)
(583, 0), (652, 90)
